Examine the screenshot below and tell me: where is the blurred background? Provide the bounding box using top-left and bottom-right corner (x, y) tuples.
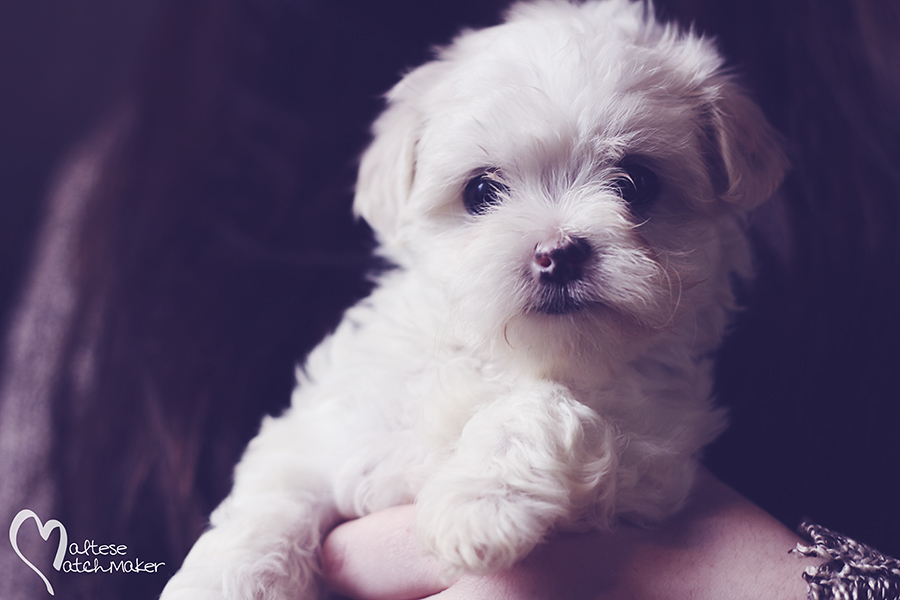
(0, 0), (897, 598)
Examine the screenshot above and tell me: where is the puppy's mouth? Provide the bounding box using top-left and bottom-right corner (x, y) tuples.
(527, 286), (593, 316)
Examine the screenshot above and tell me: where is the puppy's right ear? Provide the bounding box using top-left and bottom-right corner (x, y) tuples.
(353, 81), (423, 242)
(701, 77), (790, 210)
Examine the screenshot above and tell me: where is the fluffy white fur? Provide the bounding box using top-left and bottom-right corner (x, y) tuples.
(161, 1), (787, 598)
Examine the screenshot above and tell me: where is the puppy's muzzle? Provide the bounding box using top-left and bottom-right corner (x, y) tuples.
(534, 237), (591, 286)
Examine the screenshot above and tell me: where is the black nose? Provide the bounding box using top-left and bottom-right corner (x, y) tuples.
(534, 237), (591, 285)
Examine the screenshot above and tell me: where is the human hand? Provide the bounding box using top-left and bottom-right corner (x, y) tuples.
(321, 468), (820, 600)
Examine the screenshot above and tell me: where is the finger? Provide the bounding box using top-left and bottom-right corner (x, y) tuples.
(322, 505), (456, 600)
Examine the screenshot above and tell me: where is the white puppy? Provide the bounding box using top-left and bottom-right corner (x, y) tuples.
(162, 0), (787, 598)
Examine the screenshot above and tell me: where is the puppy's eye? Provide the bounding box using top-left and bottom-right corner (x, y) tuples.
(612, 163), (659, 207)
(463, 172), (508, 215)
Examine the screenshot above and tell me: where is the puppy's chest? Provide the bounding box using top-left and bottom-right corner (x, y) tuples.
(416, 353), (515, 444)
(394, 351), (619, 454)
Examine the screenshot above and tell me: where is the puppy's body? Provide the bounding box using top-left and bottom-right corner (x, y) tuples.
(162, 1), (787, 598)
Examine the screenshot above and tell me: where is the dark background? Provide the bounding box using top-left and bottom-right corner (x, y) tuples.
(0, 1), (897, 598)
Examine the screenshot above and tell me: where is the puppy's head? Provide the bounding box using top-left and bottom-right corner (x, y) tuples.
(355, 0), (787, 369)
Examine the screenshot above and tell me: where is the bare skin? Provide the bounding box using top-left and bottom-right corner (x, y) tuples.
(322, 467), (820, 600)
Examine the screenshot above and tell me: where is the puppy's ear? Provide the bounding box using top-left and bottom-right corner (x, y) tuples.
(702, 80), (789, 209)
(353, 82), (423, 241)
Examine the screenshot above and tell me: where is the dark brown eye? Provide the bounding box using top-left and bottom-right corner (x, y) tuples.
(612, 163), (659, 207)
(463, 172), (508, 215)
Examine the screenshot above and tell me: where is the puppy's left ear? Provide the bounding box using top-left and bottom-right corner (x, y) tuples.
(353, 76), (425, 242)
(703, 79), (789, 209)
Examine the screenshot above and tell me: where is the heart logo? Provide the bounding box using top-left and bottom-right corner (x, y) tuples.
(9, 509), (68, 596)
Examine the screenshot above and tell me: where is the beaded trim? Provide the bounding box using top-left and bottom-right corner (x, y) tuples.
(793, 522), (900, 600)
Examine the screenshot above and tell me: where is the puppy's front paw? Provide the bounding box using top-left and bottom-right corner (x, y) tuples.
(416, 484), (557, 574)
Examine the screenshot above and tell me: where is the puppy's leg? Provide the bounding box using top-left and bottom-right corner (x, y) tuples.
(160, 494), (336, 600)
(416, 381), (618, 574)
(160, 407), (349, 600)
